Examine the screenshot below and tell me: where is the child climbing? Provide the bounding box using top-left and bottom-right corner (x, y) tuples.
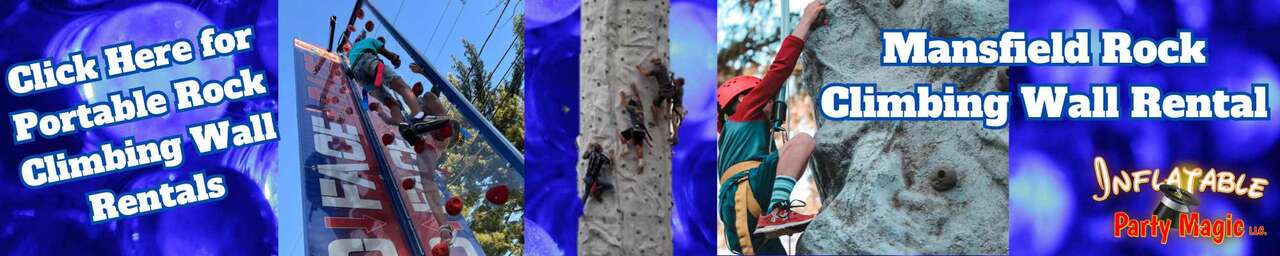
(346, 35), (459, 254)
(717, 0), (823, 254)
(636, 57), (686, 145)
(619, 82), (652, 160)
(581, 143), (614, 203)
(343, 37), (451, 142)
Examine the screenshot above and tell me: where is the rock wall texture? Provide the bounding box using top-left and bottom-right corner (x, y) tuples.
(795, 0), (1009, 254)
(577, 0), (673, 255)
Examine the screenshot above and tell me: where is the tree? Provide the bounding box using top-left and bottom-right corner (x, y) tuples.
(717, 0), (796, 83)
(437, 10), (525, 256)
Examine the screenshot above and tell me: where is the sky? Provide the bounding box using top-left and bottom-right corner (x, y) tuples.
(276, 0), (521, 255)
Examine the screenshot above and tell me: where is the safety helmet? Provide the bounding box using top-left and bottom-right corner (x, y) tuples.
(717, 76), (760, 109)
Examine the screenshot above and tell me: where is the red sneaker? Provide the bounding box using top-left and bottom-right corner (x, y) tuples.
(753, 200), (814, 238)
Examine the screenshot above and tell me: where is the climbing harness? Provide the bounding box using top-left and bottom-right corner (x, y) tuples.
(719, 160), (765, 255)
(619, 88), (652, 152)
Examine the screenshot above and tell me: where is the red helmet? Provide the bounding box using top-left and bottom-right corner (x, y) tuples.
(717, 76), (760, 109)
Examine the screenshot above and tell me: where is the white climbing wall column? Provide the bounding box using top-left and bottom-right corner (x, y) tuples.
(578, 0), (673, 255)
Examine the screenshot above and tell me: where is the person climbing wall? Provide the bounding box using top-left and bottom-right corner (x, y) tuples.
(577, 0), (674, 255)
(717, 0), (825, 254)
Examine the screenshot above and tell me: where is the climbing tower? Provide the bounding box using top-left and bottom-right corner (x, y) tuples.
(577, 0), (673, 255)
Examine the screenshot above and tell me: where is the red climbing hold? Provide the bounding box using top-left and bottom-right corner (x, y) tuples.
(431, 242), (449, 256)
(323, 109), (336, 120)
(381, 134), (395, 145)
(364, 21), (375, 32)
(401, 178), (416, 190)
(432, 121), (454, 141)
(446, 196), (463, 216)
(413, 82), (424, 96)
(486, 185), (509, 205)
(413, 139), (428, 153)
(346, 107), (354, 115)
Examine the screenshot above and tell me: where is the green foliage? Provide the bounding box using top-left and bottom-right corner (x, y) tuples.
(437, 11), (525, 256)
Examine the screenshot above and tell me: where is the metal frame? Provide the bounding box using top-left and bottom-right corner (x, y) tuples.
(362, 0), (526, 174)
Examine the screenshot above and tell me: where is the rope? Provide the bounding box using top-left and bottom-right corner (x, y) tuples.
(483, 38), (518, 86)
(391, 0), (406, 24)
(476, 0), (511, 57)
(424, 0), (453, 55)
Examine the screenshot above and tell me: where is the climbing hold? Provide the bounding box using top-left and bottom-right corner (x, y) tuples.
(323, 109), (336, 120)
(413, 138), (428, 153)
(364, 20), (374, 32)
(345, 107), (354, 115)
(369, 102), (381, 111)
(328, 137), (344, 151)
(401, 178), (416, 190)
(381, 133), (395, 146)
(446, 196), (463, 216)
(486, 185), (510, 205)
(430, 242), (449, 256)
(413, 82), (424, 96)
(432, 121), (454, 141)
(930, 169), (957, 192)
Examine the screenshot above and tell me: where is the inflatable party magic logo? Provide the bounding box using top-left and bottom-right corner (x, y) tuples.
(1088, 157), (1270, 245)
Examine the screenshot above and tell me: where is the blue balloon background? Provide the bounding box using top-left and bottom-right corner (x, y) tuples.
(523, 0), (717, 254)
(1010, 0), (1280, 255)
(0, 0), (279, 254)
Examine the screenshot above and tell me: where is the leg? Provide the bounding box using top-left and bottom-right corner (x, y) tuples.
(752, 133), (817, 238)
(388, 78), (425, 118)
(414, 151), (454, 244)
(419, 92), (447, 116)
(776, 133), (815, 179)
(377, 94), (406, 125)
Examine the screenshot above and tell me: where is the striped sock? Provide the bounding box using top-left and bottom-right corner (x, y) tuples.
(769, 176), (797, 212)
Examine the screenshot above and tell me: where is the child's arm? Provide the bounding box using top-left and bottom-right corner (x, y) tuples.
(377, 47), (401, 68)
(729, 0), (825, 122)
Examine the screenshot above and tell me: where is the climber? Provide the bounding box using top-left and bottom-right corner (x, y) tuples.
(341, 36), (451, 142)
(717, 0), (823, 254)
(635, 57), (686, 145)
(619, 83), (652, 160)
(346, 37), (459, 251)
(581, 143), (614, 203)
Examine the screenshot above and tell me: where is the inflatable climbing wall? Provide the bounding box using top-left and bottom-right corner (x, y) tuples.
(577, 0), (674, 255)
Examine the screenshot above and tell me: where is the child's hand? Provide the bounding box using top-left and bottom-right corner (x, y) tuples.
(793, 0), (827, 40)
(410, 63), (425, 74)
(802, 0), (826, 23)
(388, 55), (401, 68)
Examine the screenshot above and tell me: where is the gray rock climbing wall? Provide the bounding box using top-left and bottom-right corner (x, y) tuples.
(795, 0), (1009, 254)
(577, 0), (673, 255)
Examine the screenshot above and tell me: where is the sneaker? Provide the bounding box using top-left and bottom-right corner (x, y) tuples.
(753, 200), (815, 238)
(399, 115), (450, 142)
